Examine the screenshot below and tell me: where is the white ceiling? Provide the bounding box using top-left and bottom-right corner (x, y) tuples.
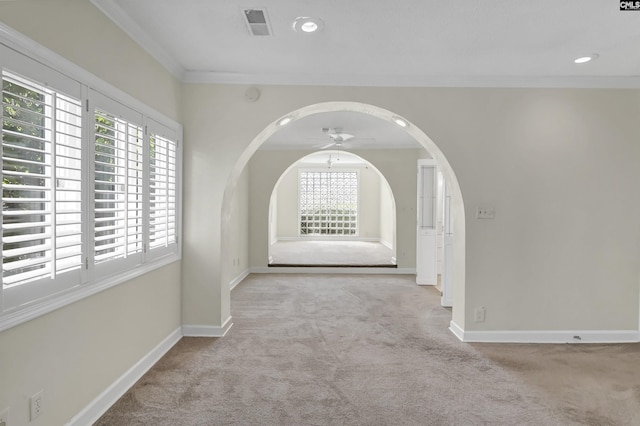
(90, 0), (640, 151)
(261, 111), (419, 151)
(93, 0), (640, 87)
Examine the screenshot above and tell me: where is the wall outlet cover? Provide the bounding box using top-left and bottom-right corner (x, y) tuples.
(30, 390), (43, 421)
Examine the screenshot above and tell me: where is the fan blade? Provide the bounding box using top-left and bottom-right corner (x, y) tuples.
(315, 142), (335, 149)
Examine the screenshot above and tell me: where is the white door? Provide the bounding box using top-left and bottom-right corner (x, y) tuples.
(416, 159), (437, 285)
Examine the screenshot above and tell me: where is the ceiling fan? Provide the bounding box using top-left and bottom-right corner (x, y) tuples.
(313, 127), (374, 149)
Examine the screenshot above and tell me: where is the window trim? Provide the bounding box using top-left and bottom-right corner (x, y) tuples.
(0, 23), (182, 333)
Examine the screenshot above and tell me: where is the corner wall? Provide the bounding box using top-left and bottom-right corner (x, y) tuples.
(224, 165), (250, 289)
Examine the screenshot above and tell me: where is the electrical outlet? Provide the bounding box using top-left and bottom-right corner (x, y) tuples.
(0, 406), (9, 426)
(474, 306), (486, 322)
(30, 391), (43, 421)
(476, 207), (495, 219)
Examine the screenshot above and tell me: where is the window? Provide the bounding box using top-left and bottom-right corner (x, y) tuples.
(148, 126), (178, 253)
(93, 102), (144, 270)
(2, 66), (85, 309)
(0, 41), (181, 329)
(299, 170), (358, 236)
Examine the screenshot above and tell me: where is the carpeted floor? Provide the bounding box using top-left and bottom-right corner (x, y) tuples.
(269, 241), (395, 266)
(96, 274), (640, 425)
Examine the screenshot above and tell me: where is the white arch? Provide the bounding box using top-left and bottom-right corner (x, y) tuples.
(267, 150), (398, 264)
(221, 101), (466, 324)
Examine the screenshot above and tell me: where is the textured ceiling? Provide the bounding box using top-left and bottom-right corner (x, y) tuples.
(93, 0), (640, 87)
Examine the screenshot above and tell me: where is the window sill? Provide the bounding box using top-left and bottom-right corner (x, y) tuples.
(0, 253), (180, 333)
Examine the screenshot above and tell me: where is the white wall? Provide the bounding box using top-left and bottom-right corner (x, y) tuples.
(269, 191), (278, 245)
(379, 180), (395, 250)
(359, 165), (381, 239)
(274, 163), (299, 237)
(273, 161), (385, 240)
(184, 84), (640, 336)
(224, 165), (250, 289)
(0, 2), (183, 425)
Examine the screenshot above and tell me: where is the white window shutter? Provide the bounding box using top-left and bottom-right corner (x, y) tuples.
(90, 90), (144, 276)
(2, 68), (84, 308)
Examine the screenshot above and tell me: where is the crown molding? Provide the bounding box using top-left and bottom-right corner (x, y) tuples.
(183, 70), (640, 89)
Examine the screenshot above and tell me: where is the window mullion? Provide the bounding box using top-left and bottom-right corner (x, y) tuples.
(81, 88), (92, 282)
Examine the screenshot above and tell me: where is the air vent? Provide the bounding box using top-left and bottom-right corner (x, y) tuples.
(244, 9), (271, 36)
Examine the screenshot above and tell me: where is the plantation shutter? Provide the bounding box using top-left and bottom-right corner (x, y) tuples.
(147, 120), (178, 259)
(54, 92), (84, 275)
(2, 73), (55, 286)
(1, 49), (84, 308)
(91, 90), (144, 275)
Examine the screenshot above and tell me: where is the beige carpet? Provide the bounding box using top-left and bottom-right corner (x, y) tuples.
(96, 274), (640, 425)
(269, 241), (395, 266)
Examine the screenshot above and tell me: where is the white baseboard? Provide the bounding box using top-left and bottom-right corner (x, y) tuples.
(380, 239), (393, 250)
(250, 266), (415, 275)
(66, 327), (182, 426)
(449, 320), (465, 341)
(182, 316), (233, 337)
(230, 269), (250, 291)
(416, 275), (437, 286)
(440, 296), (453, 307)
(449, 321), (640, 343)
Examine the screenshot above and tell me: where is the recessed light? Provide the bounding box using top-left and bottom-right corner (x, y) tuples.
(293, 17), (324, 34)
(278, 117), (292, 126)
(574, 54), (599, 64)
(393, 117), (408, 128)
(301, 21), (318, 33)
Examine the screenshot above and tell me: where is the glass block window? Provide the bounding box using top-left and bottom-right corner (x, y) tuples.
(299, 170), (358, 236)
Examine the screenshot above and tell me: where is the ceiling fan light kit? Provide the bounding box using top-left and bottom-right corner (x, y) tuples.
(313, 127), (375, 150)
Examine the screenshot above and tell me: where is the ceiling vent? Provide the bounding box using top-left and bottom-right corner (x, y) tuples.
(244, 9), (271, 36)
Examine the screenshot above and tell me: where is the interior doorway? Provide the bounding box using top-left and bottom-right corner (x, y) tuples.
(267, 151), (397, 267)
(416, 159), (453, 307)
(221, 101), (466, 327)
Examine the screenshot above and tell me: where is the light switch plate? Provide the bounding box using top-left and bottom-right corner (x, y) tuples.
(476, 207), (495, 219)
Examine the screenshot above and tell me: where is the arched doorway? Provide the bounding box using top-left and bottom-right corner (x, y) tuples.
(220, 101), (466, 331)
(267, 150), (398, 267)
